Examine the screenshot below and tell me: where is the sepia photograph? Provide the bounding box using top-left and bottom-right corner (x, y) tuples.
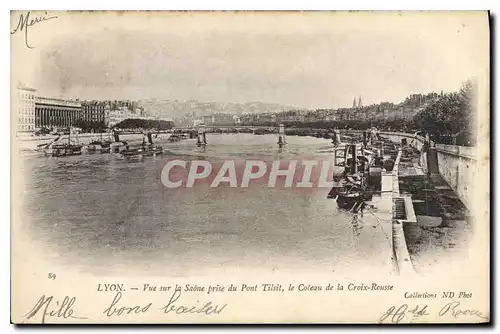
(10, 10), (490, 324)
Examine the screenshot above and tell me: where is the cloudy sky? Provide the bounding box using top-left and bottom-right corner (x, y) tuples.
(11, 11), (488, 109)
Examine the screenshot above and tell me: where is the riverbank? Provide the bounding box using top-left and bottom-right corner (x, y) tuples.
(15, 132), (174, 151)
(397, 146), (471, 275)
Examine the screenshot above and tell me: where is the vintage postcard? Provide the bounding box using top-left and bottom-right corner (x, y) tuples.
(10, 10), (490, 324)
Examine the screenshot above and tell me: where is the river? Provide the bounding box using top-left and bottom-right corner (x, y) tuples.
(17, 134), (393, 277)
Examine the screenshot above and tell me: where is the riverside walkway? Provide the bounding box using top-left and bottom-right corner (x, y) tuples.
(396, 146), (471, 275)
(341, 129), (473, 276)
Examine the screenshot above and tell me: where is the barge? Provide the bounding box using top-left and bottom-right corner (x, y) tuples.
(328, 129), (397, 212)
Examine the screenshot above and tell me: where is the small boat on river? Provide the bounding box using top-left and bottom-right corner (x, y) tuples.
(121, 144), (164, 157)
(87, 133), (113, 153)
(87, 140), (112, 153)
(43, 129), (83, 157)
(51, 143), (83, 157)
(328, 143), (376, 212)
(121, 132), (163, 157)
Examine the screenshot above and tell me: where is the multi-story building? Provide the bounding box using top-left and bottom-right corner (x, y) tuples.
(126, 107), (147, 120)
(14, 82), (37, 133)
(108, 107), (129, 127)
(255, 113), (276, 124)
(276, 110), (306, 123)
(35, 97), (82, 129)
(215, 113), (235, 125)
(193, 119), (204, 127)
(135, 107), (145, 117)
(202, 115), (215, 125)
(240, 113), (259, 125)
(81, 100), (111, 125)
(110, 100), (137, 112)
(324, 113), (337, 121)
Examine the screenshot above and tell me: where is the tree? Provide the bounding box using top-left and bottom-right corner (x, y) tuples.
(413, 78), (475, 145)
(114, 118), (174, 131)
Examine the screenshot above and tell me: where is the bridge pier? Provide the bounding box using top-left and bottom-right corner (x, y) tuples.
(196, 124), (207, 147)
(332, 129), (341, 146)
(277, 123), (286, 148)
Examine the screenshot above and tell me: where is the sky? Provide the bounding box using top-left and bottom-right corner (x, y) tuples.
(11, 11), (489, 109)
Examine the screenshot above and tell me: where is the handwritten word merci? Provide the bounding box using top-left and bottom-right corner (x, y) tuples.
(160, 159), (335, 188)
(11, 11), (58, 49)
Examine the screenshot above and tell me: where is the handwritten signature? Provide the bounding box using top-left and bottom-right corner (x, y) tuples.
(11, 11), (58, 49)
(23, 295), (87, 324)
(380, 302), (488, 323)
(380, 304), (429, 323)
(439, 301), (488, 320)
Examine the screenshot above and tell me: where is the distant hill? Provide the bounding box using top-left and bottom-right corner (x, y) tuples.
(138, 99), (303, 121)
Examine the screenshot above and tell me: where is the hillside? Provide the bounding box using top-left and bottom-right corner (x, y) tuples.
(138, 99), (303, 120)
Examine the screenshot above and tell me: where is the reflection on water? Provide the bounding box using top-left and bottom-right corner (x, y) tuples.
(18, 134), (386, 276)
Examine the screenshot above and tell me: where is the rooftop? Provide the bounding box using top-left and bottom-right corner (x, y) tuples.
(17, 81), (37, 92)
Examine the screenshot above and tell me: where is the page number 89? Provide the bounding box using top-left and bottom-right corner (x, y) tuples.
(48, 273), (56, 280)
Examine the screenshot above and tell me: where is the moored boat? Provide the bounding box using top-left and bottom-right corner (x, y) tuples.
(253, 128), (268, 135)
(167, 134), (182, 143)
(51, 143), (83, 157)
(336, 193), (362, 211)
(87, 140), (112, 153)
(328, 143), (375, 212)
(121, 131), (163, 157)
(43, 129), (83, 157)
(121, 144), (164, 156)
(87, 132), (113, 153)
